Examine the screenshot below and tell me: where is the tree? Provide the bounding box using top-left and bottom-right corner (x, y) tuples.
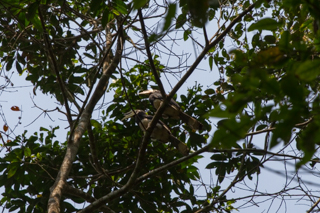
(1, 0), (320, 212)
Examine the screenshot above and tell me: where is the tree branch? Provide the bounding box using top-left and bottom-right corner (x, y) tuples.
(246, 117), (313, 136)
(79, 145), (304, 212)
(136, 145), (210, 183)
(137, 9), (166, 96)
(47, 21), (124, 213)
(64, 185), (115, 213)
(77, 3), (258, 212)
(38, 6), (73, 126)
(304, 190), (320, 212)
(167, 1), (257, 101)
(67, 19), (121, 146)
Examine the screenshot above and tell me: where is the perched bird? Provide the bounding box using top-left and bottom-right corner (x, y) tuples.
(122, 109), (189, 156)
(139, 89), (203, 131)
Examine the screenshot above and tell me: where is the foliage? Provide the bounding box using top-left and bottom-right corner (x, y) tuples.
(0, 0), (320, 212)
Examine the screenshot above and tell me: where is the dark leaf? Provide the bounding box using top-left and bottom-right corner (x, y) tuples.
(162, 3), (176, 31)
(133, 0), (149, 9)
(248, 18), (283, 31)
(296, 60), (320, 81)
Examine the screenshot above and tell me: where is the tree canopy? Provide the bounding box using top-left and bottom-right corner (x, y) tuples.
(1, 0), (320, 212)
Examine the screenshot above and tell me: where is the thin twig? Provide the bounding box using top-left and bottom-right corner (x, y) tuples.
(137, 9), (166, 96)
(246, 117), (313, 136)
(38, 6), (73, 126)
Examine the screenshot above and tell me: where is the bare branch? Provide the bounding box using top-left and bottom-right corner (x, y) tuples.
(305, 191), (320, 212)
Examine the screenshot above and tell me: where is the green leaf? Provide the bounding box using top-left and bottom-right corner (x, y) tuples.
(206, 106), (234, 118)
(89, 0), (103, 15)
(279, 30), (290, 50)
(176, 13), (187, 29)
(26, 2), (38, 21)
(7, 163), (18, 178)
(84, 53), (96, 59)
(204, 88), (215, 95)
(216, 163), (226, 183)
(9, 205), (19, 212)
(162, 3), (176, 31)
(16, 61), (22, 74)
(210, 154), (227, 161)
(31, 16), (43, 32)
(248, 18), (283, 32)
(90, 119), (102, 129)
(114, 0), (128, 15)
(256, 124), (267, 131)
(24, 147), (31, 157)
(6, 59), (14, 71)
(189, 132), (206, 145)
(101, 9), (110, 28)
(187, 0), (209, 27)
(133, 0), (148, 9)
(295, 60), (320, 81)
(209, 56), (213, 70)
(5, 142), (19, 147)
(264, 35), (276, 44)
(208, 9), (215, 21)
(183, 29), (191, 41)
(205, 162), (219, 169)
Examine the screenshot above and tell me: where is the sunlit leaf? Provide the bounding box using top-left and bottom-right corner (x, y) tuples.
(7, 163), (18, 178)
(24, 147), (31, 157)
(114, 0), (128, 15)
